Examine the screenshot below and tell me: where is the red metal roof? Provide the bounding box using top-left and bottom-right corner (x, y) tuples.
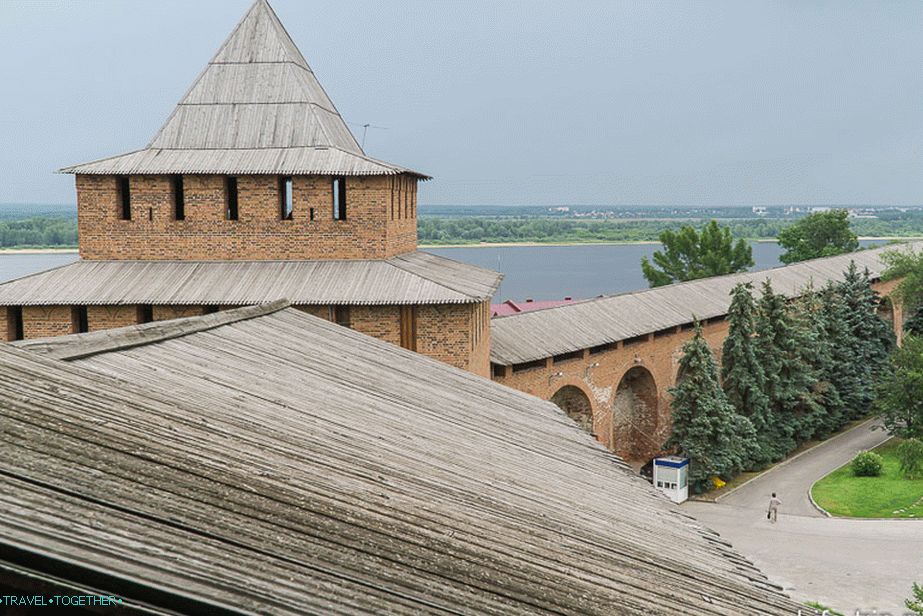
(491, 297), (577, 317)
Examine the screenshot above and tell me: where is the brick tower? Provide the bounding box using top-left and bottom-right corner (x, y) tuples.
(0, 0), (500, 376)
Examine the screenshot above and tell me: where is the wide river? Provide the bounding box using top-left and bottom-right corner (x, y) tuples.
(0, 240), (882, 302)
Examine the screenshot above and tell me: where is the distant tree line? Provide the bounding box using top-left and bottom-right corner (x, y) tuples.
(668, 264), (895, 492)
(0, 217), (77, 248)
(417, 213), (923, 246)
(0, 208), (921, 248)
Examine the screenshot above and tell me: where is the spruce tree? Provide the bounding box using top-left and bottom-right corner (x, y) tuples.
(817, 283), (856, 433)
(667, 323), (756, 492)
(721, 283), (774, 468)
(755, 280), (817, 457)
(791, 287), (843, 438)
(839, 262), (895, 417)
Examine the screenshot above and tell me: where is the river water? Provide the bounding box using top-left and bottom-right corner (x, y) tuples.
(0, 240), (882, 302)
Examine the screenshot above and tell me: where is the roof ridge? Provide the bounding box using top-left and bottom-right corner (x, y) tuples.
(13, 300), (291, 361)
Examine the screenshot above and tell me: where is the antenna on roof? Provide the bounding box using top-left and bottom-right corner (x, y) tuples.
(348, 122), (389, 149)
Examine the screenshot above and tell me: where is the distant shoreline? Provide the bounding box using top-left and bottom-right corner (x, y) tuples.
(0, 247), (78, 254)
(0, 237), (918, 253)
(420, 236), (922, 249)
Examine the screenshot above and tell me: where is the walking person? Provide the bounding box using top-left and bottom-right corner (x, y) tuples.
(767, 492), (781, 523)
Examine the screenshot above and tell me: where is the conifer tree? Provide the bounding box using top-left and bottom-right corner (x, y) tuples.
(755, 280), (817, 457)
(721, 283), (774, 468)
(667, 323), (756, 492)
(792, 287), (843, 438)
(816, 283), (856, 433)
(839, 262), (895, 417)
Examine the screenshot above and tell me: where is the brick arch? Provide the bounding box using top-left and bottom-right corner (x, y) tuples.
(877, 295), (895, 326)
(612, 365), (659, 463)
(674, 361), (692, 389)
(550, 384), (595, 437)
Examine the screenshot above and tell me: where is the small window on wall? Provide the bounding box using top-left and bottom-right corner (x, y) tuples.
(72, 306), (89, 334)
(117, 176), (131, 220)
(400, 306), (417, 351)
(280, 176), (293, 220)
(332, 176), (346, 221)
(172, 175), (185, 220)
(7, 306), (24, 341)
(137, 305), (154, 324)
(332, 306), (351, 328)
(226, 177), (239, 221)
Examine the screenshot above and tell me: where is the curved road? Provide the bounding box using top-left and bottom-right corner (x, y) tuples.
(683, 419), (923, 614)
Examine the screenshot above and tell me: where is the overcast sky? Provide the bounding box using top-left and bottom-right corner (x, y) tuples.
(1, 0), (921, 207)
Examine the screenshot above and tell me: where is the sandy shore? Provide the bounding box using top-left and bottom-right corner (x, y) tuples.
(0, 248), (78, 254)
(0, 237), (918, 253)
(419, 240), (663, 248)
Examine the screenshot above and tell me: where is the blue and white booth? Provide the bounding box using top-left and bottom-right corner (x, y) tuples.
(653, 456), (689, 504)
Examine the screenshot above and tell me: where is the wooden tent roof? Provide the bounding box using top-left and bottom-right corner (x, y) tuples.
(61, 0), (427, 178)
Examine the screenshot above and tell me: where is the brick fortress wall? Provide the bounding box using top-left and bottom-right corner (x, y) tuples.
(491, 278), (906, 464)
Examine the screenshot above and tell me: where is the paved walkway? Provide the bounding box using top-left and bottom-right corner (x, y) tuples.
(683, 420), (923, 614)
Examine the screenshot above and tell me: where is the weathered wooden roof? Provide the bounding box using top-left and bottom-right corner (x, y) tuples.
(491, 242), (922, 365)
(60, 0), (427, 178)
(4, 304), (803, 614)
(0, 251), (501, 306)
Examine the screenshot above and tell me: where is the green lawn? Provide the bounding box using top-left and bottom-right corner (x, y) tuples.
(811, 439), (923, 518)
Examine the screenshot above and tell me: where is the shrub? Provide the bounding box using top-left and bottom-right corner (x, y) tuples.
(898, 439), (923, 480)
(851, 451), (884, 477)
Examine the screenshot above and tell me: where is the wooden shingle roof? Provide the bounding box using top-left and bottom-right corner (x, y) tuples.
(0, 251), (501, 306)
(1, 303), (804, 614)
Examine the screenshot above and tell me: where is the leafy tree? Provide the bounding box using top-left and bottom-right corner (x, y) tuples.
(907, 582), (923, 616)
(876, 335), (923, 440)
(641, 220), (753, 287)
(666, 323), (756, 492)
(881, 247), (923, 315)
(777, 209), (858, 264)
(897, 439), (923, 480)
(906, 305), (923, 337)
(721, 283), (775, 468)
